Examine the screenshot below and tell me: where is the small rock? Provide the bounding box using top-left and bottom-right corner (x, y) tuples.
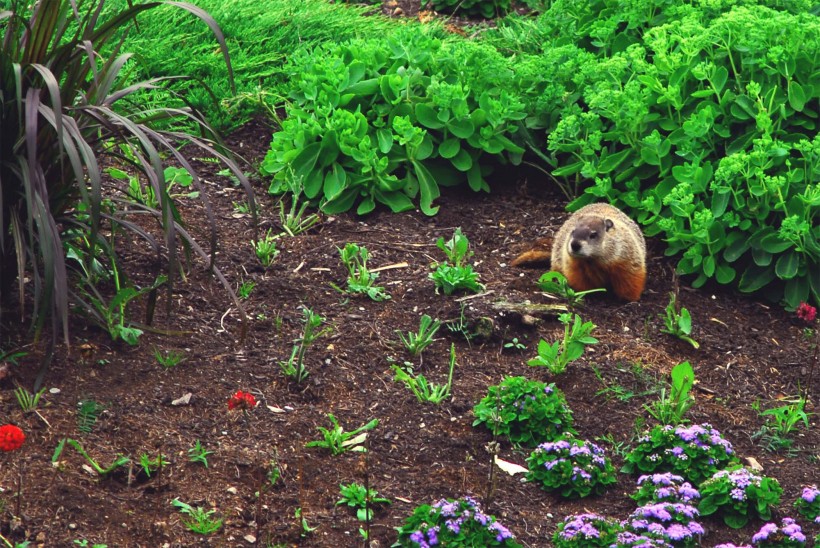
(227, 487), (238, 495)
(244, 534), (257, 544)
(49, 388), (61, 394)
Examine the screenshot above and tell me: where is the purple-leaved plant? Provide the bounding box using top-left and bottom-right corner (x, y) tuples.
(751, 517), (807, 546)
(632, 472), (701, 505)
(698, 466), (783, 529)
(623, 423), (738, 484)
(526, 437), (617, 498)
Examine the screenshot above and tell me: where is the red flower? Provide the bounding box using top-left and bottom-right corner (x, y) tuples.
(227, 390), (257, 411)
(0, 424), (25, 452)
(797, 302), (817, 323)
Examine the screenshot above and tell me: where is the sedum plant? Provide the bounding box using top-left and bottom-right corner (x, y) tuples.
(0, 0), (254, 381)
(472, 376), (576, 447)
(396, 497), (521, 547)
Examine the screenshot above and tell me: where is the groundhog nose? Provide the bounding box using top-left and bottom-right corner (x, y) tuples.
(570, 240), (582, 253)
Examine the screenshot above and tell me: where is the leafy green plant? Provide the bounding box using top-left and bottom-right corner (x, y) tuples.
(445, 303), (476, 342)
(430, 229), (484, 295)
(294, 507), (317, 538)
(527, 313), (597, 374)
(752, 396), (811, 451)
(426, 0), (512, 18)
(77, 399), (103, 434)
(279, 307), (330, 384)
(138, 453), (168, 478)
(396, 497), (521, 547)
(472, 376), (576, 447)
(622, 423), (739, 485)
(261, 27), (526, 217)
(392, 343), (457, 404)
(336, 243), (390, 301)
(336, 483), (391, 521)
(698, 466), (783, 528)
(644, 361), (696, 425)
(279, 194), (321, 237)
(794, 485), (820, 524)
(253, 230), (280, 268)
(305, 414), (378, 456)
(520, 2), (820, 308)
(153, 347), (186, 369)
(396, 314), (441, 357)
(188, 440), (212, 468)
(52, 438), (130, 476)
(503, 337), (526, 351)
(660, 293), (700, 349)
(14, 386), (47, 413)
(0, 0), (254, 377)
(238, 280), (255, 300)
(108, 163), (197, 210)
(171, 499), (223, 535)
(526, 437), (617, 498)
(537, 271), (606, 307)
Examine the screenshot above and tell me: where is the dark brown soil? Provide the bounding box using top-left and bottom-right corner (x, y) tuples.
(1, 115), (818, 548)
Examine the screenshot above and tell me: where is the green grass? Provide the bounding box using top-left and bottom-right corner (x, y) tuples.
(115, 0), (418, 131)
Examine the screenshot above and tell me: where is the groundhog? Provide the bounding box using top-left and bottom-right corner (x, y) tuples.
(511, 203), (646, 301)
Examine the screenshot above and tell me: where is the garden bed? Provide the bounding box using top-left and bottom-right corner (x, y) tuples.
(0, 117), (817, 547)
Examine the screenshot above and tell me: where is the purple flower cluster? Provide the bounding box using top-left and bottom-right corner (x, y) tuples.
(418, 497), (513, 544)
(674, 424), (734, 454)
(553, 513), (624, 547)
(625, 502), (704, 546)
(751, 517), (806, 546)
(527, 437), (616, 498)
(794, 485), (820, 523)
(710, 467), (763, 500)
(612, 531), (674, 547)
(634, 473), (700, 505)
(714, 544), (752, 548)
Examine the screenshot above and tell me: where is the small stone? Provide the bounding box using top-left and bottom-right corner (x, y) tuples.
(49, 388), (61, 394)
(244, 534), (257, 544)
(227, 487), (238, 495)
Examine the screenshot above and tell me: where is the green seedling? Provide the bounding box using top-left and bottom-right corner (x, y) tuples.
(753, 396), (812, 452)
(52, 438), (130, 476)
(154, 347), (186, 369)
(397, 314), (441, 357)
(188, 440), (212, 468)
(528, 313), (598, 374)
(305, 414), (378, 456)
(644, 361), (695, 425)
(238, 280), (256, 300)
(279, 194), (320, 236)
(14, 386), (47, 413)
(171, 499), (223, 535)
(337, 482), (391, 521)
(661, 292), (700, 349)
(138, 453), (169, 478)
(279, 307), (330, 384)
(537, 271), (606, 307)
(392, 344), (457, 404)
(335, 243), (390, 301)
(253, 229), (280, 267)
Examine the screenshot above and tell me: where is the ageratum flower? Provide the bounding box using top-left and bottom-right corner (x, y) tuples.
(0, 424), (25, 452)
(794, 485), (820, 523)
(398, 497), (521, 547)
(624, 502), (703, 547)
(752, 517), (806, 546)
(552, 513), (624, 547)
(526, 437), (616, 498)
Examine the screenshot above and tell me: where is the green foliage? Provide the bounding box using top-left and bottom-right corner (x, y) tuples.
(278, 194), (321, 237)
(0, 0), (252, 360)
(660, 293), (700, 348)
(794, 485), (820, 524)
(698, 465), (783, 528)
(396, 497), (522, 547)
(336, 483), (391, 521)
(138, 453), (168, 478)
(153, 347), (186, 369)
(430, 229), (484, 295)
(171, 499), (223, 535)
(552, 513), (624, 547)
(396, 314), (442, 357)
(472, 376), (576, 447)
(52, 438), (130, 476)
(752, 396), (812, 451)
(77, 399), (103, 434)
(644, 361), (696, 425)
(526, 437), (617, 498)
(260, 27), (526, 216)
(253, 230), (280, 268)
(537, 271), (606, 307)
(14, 386), (47, 413)
(392, 343), (457, 403)
(622, 423), (739, 484)
(279, 307), (330, 384)
(527, 313), (598, 374)
(514, 1), (820, 308)
(427, 0), (512, 18)
(336, 243), (390, 301)
(305, 414), (378, 455)
(187, 440), (212, 468)
(237, 280), (255, 300)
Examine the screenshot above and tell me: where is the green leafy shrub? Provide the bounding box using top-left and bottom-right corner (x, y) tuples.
(698, 465), (783, 529)
(526, 437), (617, 498)
(522, 2), (820, 308)
(0, 0), (252, 363)
(426, 0), (512, 19)
(395, 497), (522, 547)
(472, 376), (576, 446)
(260, 27), (525, 216)
(622, 423), (739, 484)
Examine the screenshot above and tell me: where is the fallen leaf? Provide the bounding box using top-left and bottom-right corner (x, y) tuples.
(494, 456), (528, 476)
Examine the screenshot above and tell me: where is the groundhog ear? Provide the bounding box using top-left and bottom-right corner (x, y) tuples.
(605, 219), (615, 231)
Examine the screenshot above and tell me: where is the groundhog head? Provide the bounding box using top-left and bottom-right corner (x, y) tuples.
(567, 215), (614, 258)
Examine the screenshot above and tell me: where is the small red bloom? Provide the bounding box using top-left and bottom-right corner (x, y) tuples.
(797, 302), (817, 323)
(227, 390), (257, 411)
(0, 424), (25, 452)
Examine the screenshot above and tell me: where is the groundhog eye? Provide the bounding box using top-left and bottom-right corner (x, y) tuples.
(589, 232), (598, 240)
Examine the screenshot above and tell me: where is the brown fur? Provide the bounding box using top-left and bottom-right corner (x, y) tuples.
(512, 203), (647, 301)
